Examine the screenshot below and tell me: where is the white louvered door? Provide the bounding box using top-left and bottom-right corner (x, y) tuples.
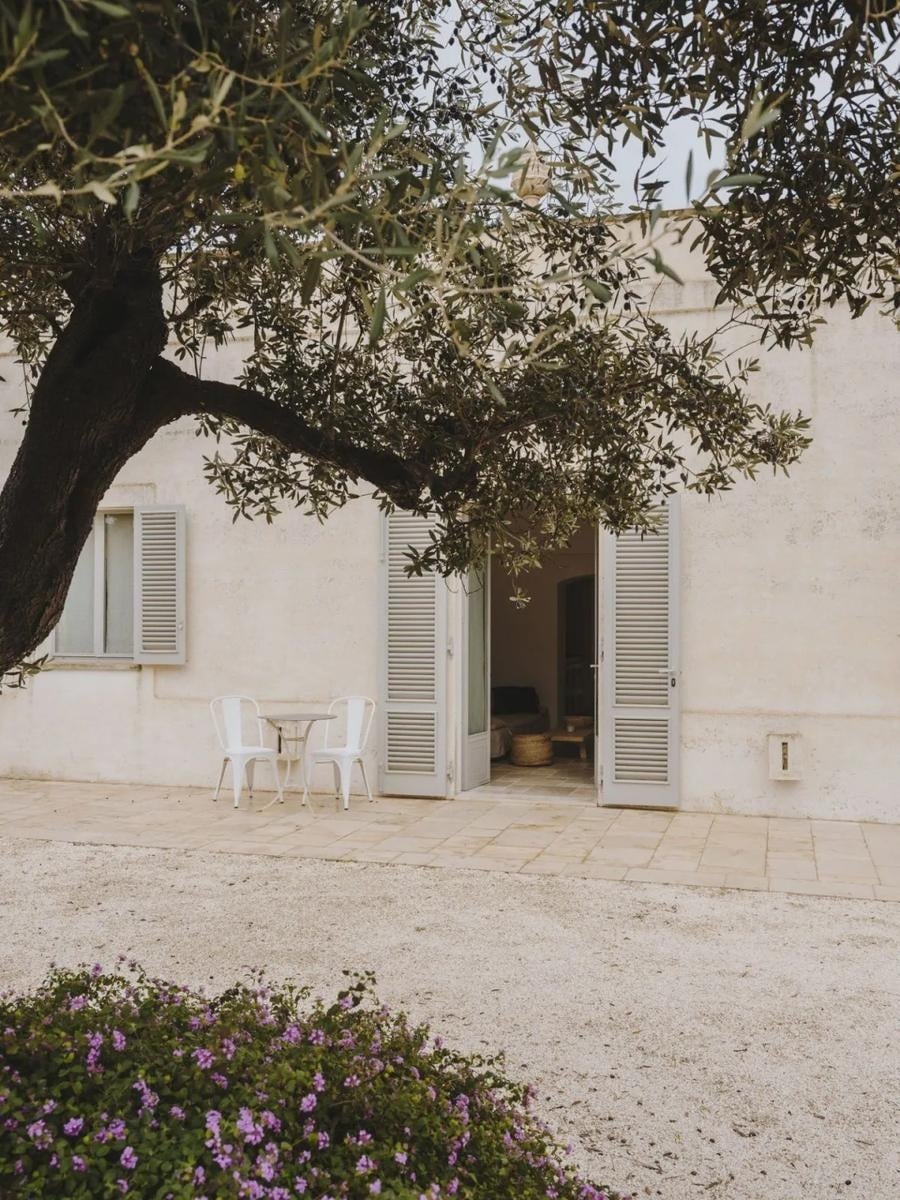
(601, 500), (680, 807)
(133, 505), (186, 665)
(378, 512), (448, 797)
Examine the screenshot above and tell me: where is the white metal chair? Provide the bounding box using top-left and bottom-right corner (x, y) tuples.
(210, 695), (284, 809)
(308, 696), (376, 810)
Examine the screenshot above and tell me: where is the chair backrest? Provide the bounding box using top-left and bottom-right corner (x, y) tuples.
(210, 695), (263, 752)
(324, 696), (376, 754)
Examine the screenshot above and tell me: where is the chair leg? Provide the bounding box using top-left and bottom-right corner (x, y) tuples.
(331, 761), (341, 802)
(359, 759), (373, 803)
(271, 756), (284, 804)
(339, 761), (352, 811)
(232, 758), (245, 809)
(214, 759), (227, 801)
(246, 759), (256, 798)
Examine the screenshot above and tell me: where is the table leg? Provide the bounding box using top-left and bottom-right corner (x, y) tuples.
(299, 724), (312, 805)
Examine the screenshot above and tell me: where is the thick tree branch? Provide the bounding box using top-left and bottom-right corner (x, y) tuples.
(147, 357), (431, 507)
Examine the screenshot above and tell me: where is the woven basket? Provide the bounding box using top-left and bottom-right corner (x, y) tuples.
(510, 733), (553, 767)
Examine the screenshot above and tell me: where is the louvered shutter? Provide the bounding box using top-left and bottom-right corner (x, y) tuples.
(133, 505), (186, 665)
(378, 512), (448, 797)
(602, 500), (680, 806)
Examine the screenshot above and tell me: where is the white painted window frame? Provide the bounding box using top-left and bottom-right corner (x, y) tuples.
(50, 507), (134, 660)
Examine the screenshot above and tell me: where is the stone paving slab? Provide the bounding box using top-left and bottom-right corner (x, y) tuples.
(0, 778), (897, 901)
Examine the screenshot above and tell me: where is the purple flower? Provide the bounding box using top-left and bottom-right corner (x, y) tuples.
(64, 1117), (84, 1136)
(68, 995), (87, 1012)
(72, 1155), (87, 1172)
(339, 994), (354, 1011)
(369, 1183), (382, 1195)
(112, 1030), (127, 1051)
(116, 1180), (129, 1195)
(211, 1073), (229, 1089)
(27, 1119), (50, 1147)
(169, 1106), (185, 1121)
(317, 1132), (330, 1151)
(193, 1166), (205, 1185)
(356, 1155), (375, 1174)
(343, 1074), (360, 1089)
(237, 1107), (263, 1145)
(299, 1094), (317, 1113)
(120, 1145), (138, 1169)
(132, 1079), (159, 1113)
(312, 1072), (325, 1093)
(192, 1048), (214, 1070)
(394, 1151), (408, 1166)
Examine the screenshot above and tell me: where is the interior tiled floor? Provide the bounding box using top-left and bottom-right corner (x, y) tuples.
(466, 756), (596, 802)
(1, 777), (897, 901)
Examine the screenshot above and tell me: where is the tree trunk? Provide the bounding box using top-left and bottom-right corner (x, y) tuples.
(0, 256), (182, 677)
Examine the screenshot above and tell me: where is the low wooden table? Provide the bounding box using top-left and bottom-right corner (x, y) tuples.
(548, 729), (592, 761)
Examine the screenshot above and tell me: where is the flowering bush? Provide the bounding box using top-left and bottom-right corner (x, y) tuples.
(0, 964), (623, 1199)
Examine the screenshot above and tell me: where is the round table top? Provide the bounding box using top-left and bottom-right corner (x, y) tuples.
(261, 712), (336, 724)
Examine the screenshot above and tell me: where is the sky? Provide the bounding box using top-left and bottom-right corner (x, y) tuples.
(610, 117), (726, 210)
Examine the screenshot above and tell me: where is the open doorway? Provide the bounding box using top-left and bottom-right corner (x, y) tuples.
(477, 525), (597, 801)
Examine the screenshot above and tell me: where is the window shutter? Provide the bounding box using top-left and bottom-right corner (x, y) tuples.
(133, 505), (186, 665)
(378, 512), (448, 797)
(602, 500), (680, 806)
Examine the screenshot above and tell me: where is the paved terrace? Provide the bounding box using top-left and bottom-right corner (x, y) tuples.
(0, 778), (897, 901)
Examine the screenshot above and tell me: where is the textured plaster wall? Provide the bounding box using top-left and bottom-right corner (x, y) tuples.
(656, 241), (900, 821)
(1, 248), (898, 819)
(673, 306), (900, 820)
(0, 338), (382, 790)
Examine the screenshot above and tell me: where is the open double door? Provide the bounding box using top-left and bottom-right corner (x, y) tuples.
(379, 505), (680, 808)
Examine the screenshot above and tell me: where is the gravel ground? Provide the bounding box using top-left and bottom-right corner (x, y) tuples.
(1, 836), (898, 1200)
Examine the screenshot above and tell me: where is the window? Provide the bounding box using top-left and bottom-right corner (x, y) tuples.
(55, 511), (134, 657)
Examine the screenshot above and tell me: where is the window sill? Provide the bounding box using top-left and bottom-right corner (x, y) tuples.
(46, 658), (141, 672)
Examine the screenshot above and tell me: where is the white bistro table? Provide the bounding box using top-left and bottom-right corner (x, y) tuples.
(261, 711), (336, 805)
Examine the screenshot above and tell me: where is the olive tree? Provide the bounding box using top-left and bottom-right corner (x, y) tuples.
(0, 0), (896, 681)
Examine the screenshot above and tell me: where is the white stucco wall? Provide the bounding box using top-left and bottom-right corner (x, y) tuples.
(0, 339), (383, 791)
(674, 304), (900, 821)
(1, 256), (898, 820)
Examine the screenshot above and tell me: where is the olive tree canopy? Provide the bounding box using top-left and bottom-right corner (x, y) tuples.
(0, 0), (896, 680)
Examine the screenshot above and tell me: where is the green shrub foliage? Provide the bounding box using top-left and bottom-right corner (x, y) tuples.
(0, 965), (623, 1199)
